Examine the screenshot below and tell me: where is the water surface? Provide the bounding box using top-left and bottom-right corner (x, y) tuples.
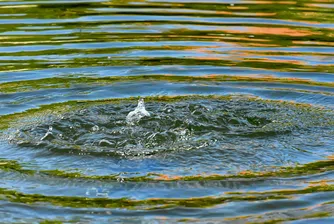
(0, 0), (334, 223)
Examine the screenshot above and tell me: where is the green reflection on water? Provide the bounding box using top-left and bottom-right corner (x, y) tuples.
(1, 158), (333, 181)
(0, 184), (333, 209)
(0, 75), (333, 94)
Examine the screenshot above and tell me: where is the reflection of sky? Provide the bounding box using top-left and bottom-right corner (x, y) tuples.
(1, 15), (333, 28)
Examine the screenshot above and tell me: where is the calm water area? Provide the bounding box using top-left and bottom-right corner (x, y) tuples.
(0, 0), (334, 223)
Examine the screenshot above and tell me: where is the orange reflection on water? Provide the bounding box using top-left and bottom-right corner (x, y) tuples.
(223, 36), (269, 42)
(308, 180), (330, 187)
(292, 41), (334, 46)
(247, 58), (305, 65)
(215, 11), (233, 15)
(226, 6), (248, 10)
(193, 56), (222, 60)
(250, 12), (277, 16)
(156, 174), (182, 180)
(245, 27), (319, 37)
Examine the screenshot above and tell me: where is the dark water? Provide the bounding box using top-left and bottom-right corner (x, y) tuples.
(0, 0), (334, 223)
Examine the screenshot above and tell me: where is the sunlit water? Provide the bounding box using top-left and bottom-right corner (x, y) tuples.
(0, 0), (333, 223)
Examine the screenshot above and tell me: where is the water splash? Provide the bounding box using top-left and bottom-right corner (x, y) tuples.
(40, 126), (53, 141)
(126, 98), (151, 125)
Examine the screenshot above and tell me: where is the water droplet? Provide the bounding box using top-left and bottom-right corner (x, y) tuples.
(92, 125), (99, 132)
(117, 177), (124, 183)
(164, 107), (174, 113)
(40, 126), (54, 141)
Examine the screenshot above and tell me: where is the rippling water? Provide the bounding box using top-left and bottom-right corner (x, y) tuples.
(0, 0), (334, 223)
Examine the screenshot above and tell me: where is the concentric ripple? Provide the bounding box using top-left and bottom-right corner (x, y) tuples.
(0, 0), (334, 223)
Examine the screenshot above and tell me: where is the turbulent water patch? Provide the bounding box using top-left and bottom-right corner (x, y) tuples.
(4, 95), (334, 173)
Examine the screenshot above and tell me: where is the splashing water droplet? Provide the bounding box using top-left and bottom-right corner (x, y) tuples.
(40, 126), (54, 141)
(126, 98), (151, 124)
